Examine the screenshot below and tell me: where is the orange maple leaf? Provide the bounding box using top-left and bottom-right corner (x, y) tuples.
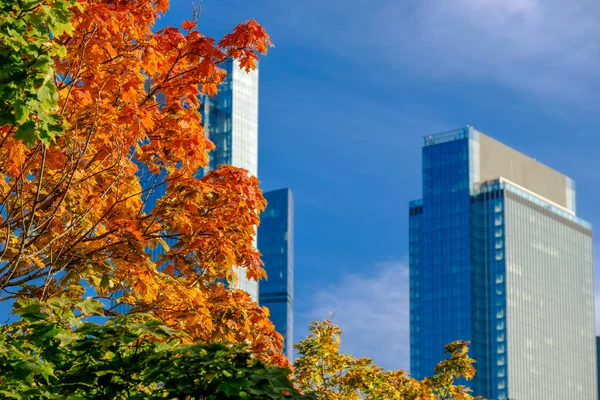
(181, 20), (196, 30)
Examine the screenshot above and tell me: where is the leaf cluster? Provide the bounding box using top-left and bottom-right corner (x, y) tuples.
(0, 298), (312, 399)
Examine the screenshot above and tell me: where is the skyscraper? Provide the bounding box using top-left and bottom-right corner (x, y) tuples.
(202, 60), (258, 177)
(201, 59), (260, 301)
(409, 127), (596, 399)
(258, 188), (294, 361)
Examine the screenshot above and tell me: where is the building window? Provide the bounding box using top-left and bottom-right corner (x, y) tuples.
(494, 215), (503, 226)
(494, 201), (503, 213)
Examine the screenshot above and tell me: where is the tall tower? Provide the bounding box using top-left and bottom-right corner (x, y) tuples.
(258, 188), (294, 361)
(202, 60), (258, 177)
(201, 59), (260, 301)
(409, 127), (596, 399)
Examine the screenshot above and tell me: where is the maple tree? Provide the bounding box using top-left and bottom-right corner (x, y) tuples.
(293, 320), (479, 400)
(0, 0), (286, 365)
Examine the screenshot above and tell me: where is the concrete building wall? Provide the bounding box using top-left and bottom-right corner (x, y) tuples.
(231, 61), (259, 178)
(504, 191), (595, 399)
(478, 133), (572, 211)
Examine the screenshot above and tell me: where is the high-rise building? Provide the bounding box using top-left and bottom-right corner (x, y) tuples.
(200, 59), (260, 301)
(202, 60), (258, 177)
(258, 188), (294, 361)
(409, 127), (596, 399)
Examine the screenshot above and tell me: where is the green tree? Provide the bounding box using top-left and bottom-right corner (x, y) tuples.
(0, 298), (313, 399)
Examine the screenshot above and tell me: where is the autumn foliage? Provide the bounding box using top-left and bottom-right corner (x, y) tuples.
(0, 0), (284, 365)
(293, 320), (479, 400)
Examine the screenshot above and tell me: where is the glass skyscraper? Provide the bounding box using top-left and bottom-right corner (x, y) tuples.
(409, 127), (596, 399)
(258, 188), (294, 361)
(200, 59), (260, 301)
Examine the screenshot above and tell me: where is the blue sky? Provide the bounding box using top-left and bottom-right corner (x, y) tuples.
(156, 0), (600, 371)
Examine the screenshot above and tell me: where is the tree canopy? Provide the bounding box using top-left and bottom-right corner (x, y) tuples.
(0, 0), (283, 365)
(293, 320), (479, 400)
(0, 298), (312, 399)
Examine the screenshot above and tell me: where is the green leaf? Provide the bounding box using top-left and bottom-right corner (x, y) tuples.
(37, 79), (57, 110)
(14, 360), (45, 378)
(13, 299), (42, 315)
(100, 275), (112, 289)
(56, 332), (74, 347)
(89, 275), (101, 286)
(13, 101), (29, 123)
(36, 323), (60, 339)
(217, 381), (241, 396)
(79, 297), (103, 316)
(48, 296), (76, 308)
(14, 120), (37, 145)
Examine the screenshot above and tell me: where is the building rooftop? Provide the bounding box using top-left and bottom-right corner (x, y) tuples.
(423, 126), (576, 212)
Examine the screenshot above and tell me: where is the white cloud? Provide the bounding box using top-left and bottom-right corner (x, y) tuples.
(282, 0), (600, 102)
(296, 260), (410, 371)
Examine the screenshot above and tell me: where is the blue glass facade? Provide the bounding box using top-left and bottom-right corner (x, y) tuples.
(470, 183), (507, 399)
(201, 61), (233, 172)
(258, 188), (294, 361)
(410, 127), (596, 399)
(201, 58), (259, 179)
(410, 131), (473, 380)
